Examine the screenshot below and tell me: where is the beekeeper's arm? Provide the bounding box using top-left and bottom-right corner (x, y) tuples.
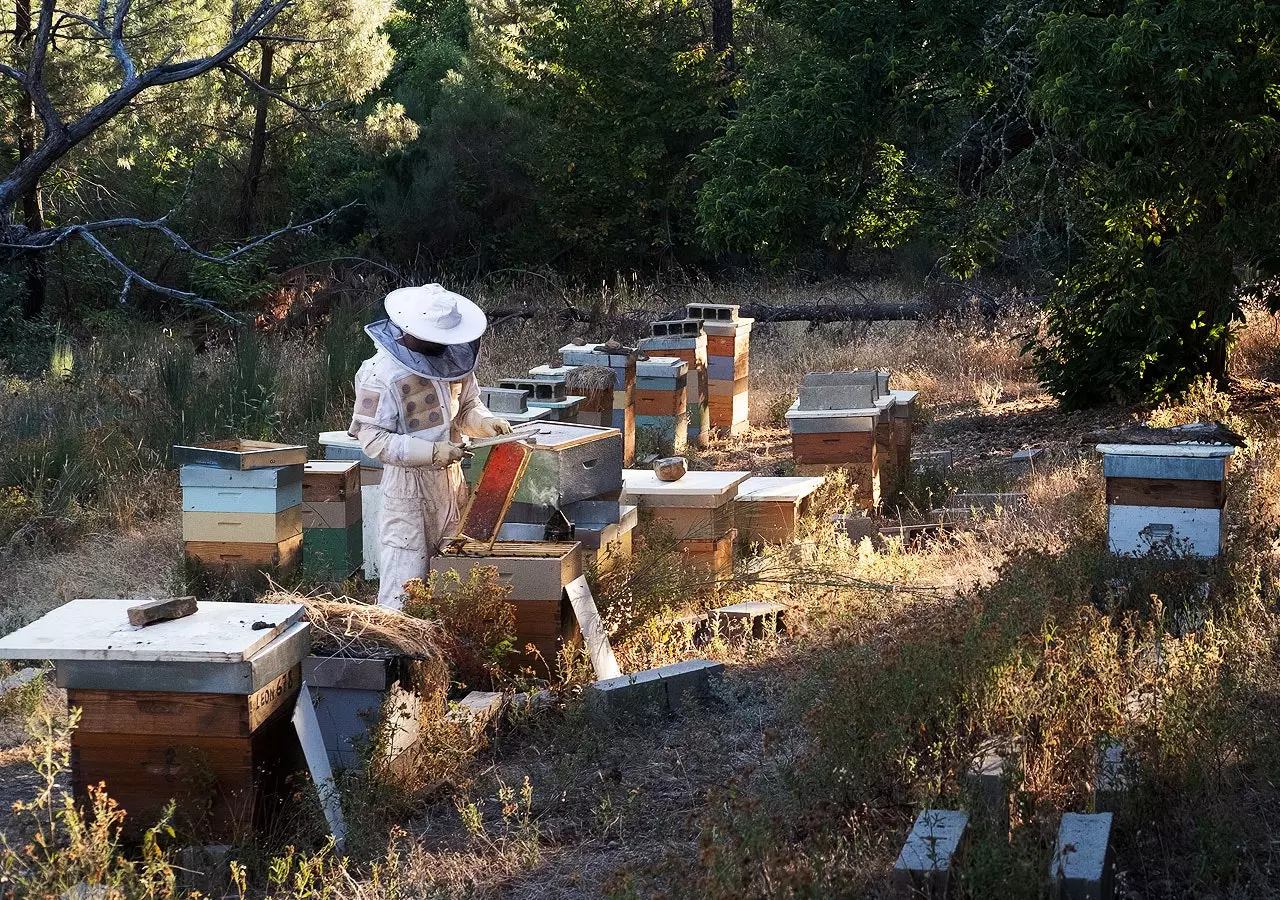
(456, 373), (511, 438)
(350, 367), (466, 467)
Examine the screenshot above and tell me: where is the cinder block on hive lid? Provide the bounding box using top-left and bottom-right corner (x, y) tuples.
(480, 386), (529, 415)
(892, 809), (969, 898)
(685, 303), (739, 323)
(798, 379), (877, 412)
(1050, 813), (1115, 900)
(650, 318), (705, 338)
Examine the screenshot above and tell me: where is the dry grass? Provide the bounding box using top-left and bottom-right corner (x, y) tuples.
(0, 282), (1278, 898)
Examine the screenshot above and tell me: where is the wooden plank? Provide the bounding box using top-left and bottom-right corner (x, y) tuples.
(184, 533), (304, 570)
(0, 599), (305, 663)
(1106, 477), (1225, 510)
(292, 683), (348, 852)
(127, 596), (197, 627)
(564, 576), (621, 680)
(183, 506), (302, 544)
(302, 461), (361, 502)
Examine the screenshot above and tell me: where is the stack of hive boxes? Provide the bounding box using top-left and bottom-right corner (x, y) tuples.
(301, 461), (363, 578)
(499, 372), (584, 423)
(621, 469), (750, 579)
(645, 319), (710, 446)
(686, 303), (751, 435)
(870, 373), (899, 495)
(634, 356), (689, 454)
(785, 372), (891, 509)
(178, 441), (307, 583)
(467, 422), (635, 575)
(1099, 442), (1235, 557)
(320, 431), (387, 578)
(560, 342), (637, 466)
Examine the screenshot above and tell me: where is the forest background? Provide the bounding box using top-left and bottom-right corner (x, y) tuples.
(4, 0), (1280, 407)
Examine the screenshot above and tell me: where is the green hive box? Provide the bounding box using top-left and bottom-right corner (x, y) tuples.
(466, 423), (622, 508)
(304, 521), (363, 577)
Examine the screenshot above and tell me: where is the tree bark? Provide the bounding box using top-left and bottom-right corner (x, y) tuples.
(15, 0), (47, 319)
(239, 41), (275, 233)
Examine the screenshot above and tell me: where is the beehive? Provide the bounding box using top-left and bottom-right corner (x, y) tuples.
(319, 431), (384, 578)
(466, 422), (623, 510)
(1098, 443), (1234, 557)
(787, 371), (899, 509)
(646, 320), (710, 446)
(735, 476), (826, 544)
(302, 461), (363, 578)
(434, 541), (585, 673)
(0, 600), (310, 840)
(621, 469), (750, 579)
(178, 448), (306, 586)
(686, 304), (751, 435)
(634, 356), (689, 453)
(560, 343), (637, 464)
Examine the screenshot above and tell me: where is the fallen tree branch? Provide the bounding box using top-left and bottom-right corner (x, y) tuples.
(484, 300), (929, 328)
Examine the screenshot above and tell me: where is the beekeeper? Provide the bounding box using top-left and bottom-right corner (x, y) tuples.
(350, 284), (512, 607)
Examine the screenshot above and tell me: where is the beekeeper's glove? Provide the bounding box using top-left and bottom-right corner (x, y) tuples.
(478, 417), (513, 438)
(402, 438), (469, 467)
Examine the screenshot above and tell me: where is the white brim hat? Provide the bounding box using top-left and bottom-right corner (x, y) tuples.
(385, 284), (487, 345)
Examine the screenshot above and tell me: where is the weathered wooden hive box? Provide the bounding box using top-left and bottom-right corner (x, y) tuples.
(302, 461), (363, 578)
(685, 304), (751, 435)
(634, 356), (689, 453)
(646, 319), (710, 446)
(787, 371), (896, 508)
(0, 599), (310, 840)
(177, 441), (308, 584)
(890, 389), (919, 491)
(1098, 443), (1235, 557)
(434, 541), (585, 672)
(735, 476), (826, 544)
(622, 469), (750, 578)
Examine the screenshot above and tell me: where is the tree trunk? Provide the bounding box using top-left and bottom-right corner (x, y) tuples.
(15, 0), (47, 319)
(238, 41), (275, 233)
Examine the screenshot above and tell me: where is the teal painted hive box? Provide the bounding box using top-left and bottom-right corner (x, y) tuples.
(304, 521), (363, 577)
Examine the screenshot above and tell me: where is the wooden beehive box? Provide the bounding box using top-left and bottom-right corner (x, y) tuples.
(466, 422), (623, 509)
(1099, 443), (1234, 557)
(621, 469), (749, 576)
(434, 541), (584, 673)
(0, 600), (310, 840)
(735, 476), (826, 544)
(302, 461), (363, 577)
(173, 440), (308, 471)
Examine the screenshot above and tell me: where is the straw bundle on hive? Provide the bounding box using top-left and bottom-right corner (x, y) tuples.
(261, 590), (448, 705)
(566, 364), (617, 393)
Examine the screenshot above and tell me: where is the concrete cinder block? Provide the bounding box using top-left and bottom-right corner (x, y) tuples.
(798, 381), (878, 411)
(446, 690), (505, 731)
(911, 450), (954, 474)
(1010, 448), (1046, 475)
(1093, 740), (1132, 814)
(963, 739), (1021, 831)
(686, 303), (739, 323)
(0, 666), (46, 696)
(651, 318), (705, 337)
(585, 659), (724, 721)
(713, 601), (787, 639)
(892, 809), (969, 898)
(480, 386), (529, 414)
(1050, 813), (1114, 900)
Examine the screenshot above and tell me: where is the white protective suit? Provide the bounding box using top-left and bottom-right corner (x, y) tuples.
(350, 346), (494, 608)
